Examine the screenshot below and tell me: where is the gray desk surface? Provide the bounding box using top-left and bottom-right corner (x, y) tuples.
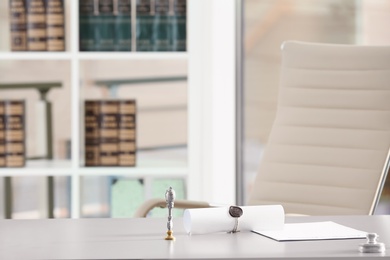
(0, 215), (389, 259)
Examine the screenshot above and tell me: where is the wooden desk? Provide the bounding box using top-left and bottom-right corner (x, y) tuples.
(0, 215), (389, 259)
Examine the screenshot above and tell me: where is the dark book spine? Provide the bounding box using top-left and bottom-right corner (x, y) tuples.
(26, 0), (47, 51)
(136, 0), (153, 51)
(115, 0), (131, 51)
(46, 0), (65, 51)
(98, 100), (119, 166)
(9, 0), (28, 51)
(153, 0), (170, 51)
(5, 100), (25, 168)
(118, 100), (136, 166)
(171, 0), (186, 51)
(79, 0), (97, 51)
(0, 102), (5, 167)
(97, 0), (116, 51)
(85, 101), (100, 166)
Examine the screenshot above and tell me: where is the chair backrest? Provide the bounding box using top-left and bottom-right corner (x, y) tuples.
(248, 41), (390, 215)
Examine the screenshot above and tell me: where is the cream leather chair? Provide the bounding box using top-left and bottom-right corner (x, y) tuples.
(135, 41), (390, 217)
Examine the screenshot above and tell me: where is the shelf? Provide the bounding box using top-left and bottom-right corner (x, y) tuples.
(79, 166), (187, 178)
(0, 159), (187, 178)
(77, 52), (188, 60)
(0, 52), (72, 60)
(79, 153), (187, 177)
(0, 52), (188, 61)
(0, 160), (72, 176)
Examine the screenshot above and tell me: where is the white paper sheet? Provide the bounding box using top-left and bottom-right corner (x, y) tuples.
(183, 205), (285, 235)
(252, 221), (367, 241)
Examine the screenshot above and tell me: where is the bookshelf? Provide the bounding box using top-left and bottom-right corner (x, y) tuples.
(0, 0), (237, 219)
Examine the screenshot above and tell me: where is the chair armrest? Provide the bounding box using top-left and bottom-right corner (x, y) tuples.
(134, 198), (212, 218)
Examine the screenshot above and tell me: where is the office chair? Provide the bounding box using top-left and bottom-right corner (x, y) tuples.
(135, 41), (390, 217)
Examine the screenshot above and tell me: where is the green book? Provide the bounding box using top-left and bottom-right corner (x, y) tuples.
(111, 179), (144, 218)
(150, 179), (185, 217)
(152, 0), (170, 51)
(97, 0), (116, 51)
(171, 0), (186, 51)
(136, 0), (153, 51)
(115, 0), (131, 51)
(79, 0), (97, 51)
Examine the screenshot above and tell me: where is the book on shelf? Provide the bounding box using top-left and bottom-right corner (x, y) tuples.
(96, 0), (116, 51)
(152, 0), (170, 51)
(26, 0), (47, 51)
(77, 0), (186, 51)
(171, 0), (186, 51)
(10, 0), (65, 52)
(85, 99), (136, 167)
(150, 178), (185, 217)
(10, 0), (28, 51)
(111, 178), (184, 218)
(46, 0), (65, 51)
(0, 102), (5, 167)
(80, 0), (132, 51)
(85, 100), (100, 166)
(111, 178), (144, 217)
(79, 0), (98, 51)
(4, 100), (26, 167)
(99, 100), (119, 166)
(136, 0), (153, 51)
(116, 0), (132, 51)
(118, 100), (136, 166)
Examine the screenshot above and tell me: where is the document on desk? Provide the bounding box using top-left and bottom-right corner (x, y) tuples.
(183, 205), (285, 235)
(252, 221), (367, 241)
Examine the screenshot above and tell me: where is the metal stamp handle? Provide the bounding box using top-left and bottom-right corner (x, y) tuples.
(164, 187), (176, 240)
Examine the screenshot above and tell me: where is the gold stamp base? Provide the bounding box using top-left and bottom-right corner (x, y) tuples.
(165, 230), (176, 241)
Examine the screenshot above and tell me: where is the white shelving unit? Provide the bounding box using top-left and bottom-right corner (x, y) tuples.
(0, 0), (238, 219)
(0, 52), (187, 60)
(0, 160), (72, 176)
(0, 52), (72, 60)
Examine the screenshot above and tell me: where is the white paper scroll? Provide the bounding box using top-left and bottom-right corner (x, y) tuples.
(183, 205), (285, 235)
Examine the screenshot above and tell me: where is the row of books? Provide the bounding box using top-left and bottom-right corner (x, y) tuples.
(10, 0), (66, 52)
(0, 101), (26, 167)
(85, 100), (136, 167)
(80, 0), (186, 52)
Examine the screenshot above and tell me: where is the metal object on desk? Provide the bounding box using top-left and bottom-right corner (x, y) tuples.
(359, 233), (386, 253)
(165, 187), (176, 241)
(228, 206), (243, 233)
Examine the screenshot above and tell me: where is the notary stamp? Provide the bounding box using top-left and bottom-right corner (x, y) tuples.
(165, 187), (176, 241)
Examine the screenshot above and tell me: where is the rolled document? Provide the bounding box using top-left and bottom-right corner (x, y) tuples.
(183, 205), (285, 235)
